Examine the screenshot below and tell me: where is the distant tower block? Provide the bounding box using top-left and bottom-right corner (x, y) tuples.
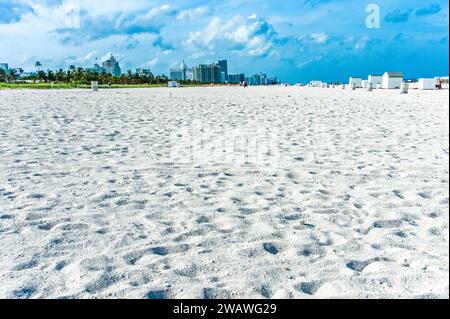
(400, 82), (408, 94)
(367, 82), (372, 91)
(91, 81), (98, 91)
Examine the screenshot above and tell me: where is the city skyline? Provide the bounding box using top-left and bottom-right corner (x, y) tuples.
(0, 0), (449, 83)
(168, 59), (278, 84)
(1, 54), (280, 85)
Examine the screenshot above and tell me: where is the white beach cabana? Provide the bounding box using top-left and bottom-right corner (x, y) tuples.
(368, 75), (383, 87)
(91, 81), (98, 92)
(418, 78), (436, 90)
(382, 72), (403, 89)
(309, 80), (323, 88)
(362, 80), (369, 89)
(168, 81), (179, 88)
(349, 77), (362, 88)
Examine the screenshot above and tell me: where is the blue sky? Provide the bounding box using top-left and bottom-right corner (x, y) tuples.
(0, 0), (448, 82)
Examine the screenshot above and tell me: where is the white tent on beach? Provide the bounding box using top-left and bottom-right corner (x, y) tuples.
(418, 78), (436, 90)
(168, 81), (179, 88)
(349, 77), (362, 88)
(382, 72), (403, 89)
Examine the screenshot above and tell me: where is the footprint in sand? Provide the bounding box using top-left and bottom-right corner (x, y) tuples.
(263, 242), (280, 255)
(146, 289), (170, 299)
(124, 244), (190, 264)
(203, 287), (231, 299)
(296, 280), (323, 295)
(373, 219), (403, 228)
(418, 192), (432, 199)
(11, 285), (37, 299)
(393, 190), (404, 199)
(84, 273), (119, 294)
(298, 244), (325, 259)
(346, 257), (392, 272)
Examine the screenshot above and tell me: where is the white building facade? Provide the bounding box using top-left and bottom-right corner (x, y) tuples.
(309, 80), (323, 87)
(382, 72), (403, 89)
(368, 75), (383, 87)
(349, 77), (362, 88)
(418, 78), (436, 90)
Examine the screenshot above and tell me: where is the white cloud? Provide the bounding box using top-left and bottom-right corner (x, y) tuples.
(183, 14), (278, 57)
(310, 32), (329, 44)
(83, 50), (97, 61)
(99, 52), (124, 62)
(297, 55), (324, 68)
(177, 6), (209, 20)
(145, 4), (175, 19)
(355, 36), (369, 50)
(147, 57), (159, 67)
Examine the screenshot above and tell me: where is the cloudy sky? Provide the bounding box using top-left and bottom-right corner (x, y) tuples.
(0, 0), (448, 82)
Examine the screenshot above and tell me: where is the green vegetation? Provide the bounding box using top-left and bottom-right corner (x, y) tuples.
(0, 83), (76, 89)
(0, 83), (179, 90)
(0, 82), (206, 90)
(0, 62), (206, 90)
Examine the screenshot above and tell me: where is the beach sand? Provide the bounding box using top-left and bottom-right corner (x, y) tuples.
(0, 87), (448, 298)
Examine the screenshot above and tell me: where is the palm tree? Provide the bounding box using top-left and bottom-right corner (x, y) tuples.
(46, 70), (55, 82)
(0, 68), (6, 82)
(119, 74), (127, 85)
(35, 61), (42, 71)
(37, 70), (47, 82)
(56, 69), (65, 82)
(7, 69), (18, 83)
(74, 67), (84, 82)
(127, 70), (134, 84)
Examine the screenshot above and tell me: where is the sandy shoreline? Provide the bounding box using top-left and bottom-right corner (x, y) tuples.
(0, 87), (448, 298)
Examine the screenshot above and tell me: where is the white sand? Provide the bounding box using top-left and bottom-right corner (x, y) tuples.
(0, 87), (448, 299)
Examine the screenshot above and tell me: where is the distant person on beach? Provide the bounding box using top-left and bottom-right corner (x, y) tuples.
(108, 81), (112, 87)
(436, 79), (442, 89)
(243, 81), (248, 88)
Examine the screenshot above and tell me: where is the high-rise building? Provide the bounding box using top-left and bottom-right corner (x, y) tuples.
(170, 60), (188, 81)
(169, 68), (183, 81)
(217, 60), (228, 82)
(136, 68), (152, 76)
(180, 60), (187, 80)
(245, 73), (279, 85)
(247, 73), (269, 85)
(194, 63), (220, 83)
(0, 63), (8, 72)
(102, 55), (121, 77)
(186, 68), (194, 81)
(209, 63), (221, 83)
(194, 64), (207, 82)
(86, 63), (104, 74)
(268, 76), (280, 85)
(228, 73), (245, 84)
